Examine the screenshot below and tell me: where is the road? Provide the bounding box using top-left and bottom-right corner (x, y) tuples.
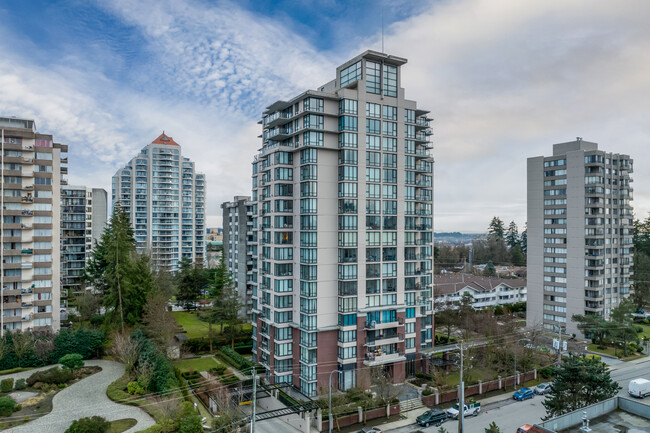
(387, 356), (650, 433)
(7, 360), (155, 433)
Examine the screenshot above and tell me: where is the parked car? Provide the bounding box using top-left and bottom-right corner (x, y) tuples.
(416, 409), (448, 427)
(446, 401), (481, 418)
(517, 425), (534, 433)
(534, 382), (551, 395)
(628, 378), (650, 398)
(355, 428), (382, 433)
(513, 387), (534, 401)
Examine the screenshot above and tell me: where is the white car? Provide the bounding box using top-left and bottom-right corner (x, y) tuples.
(534, 382), (551, 395)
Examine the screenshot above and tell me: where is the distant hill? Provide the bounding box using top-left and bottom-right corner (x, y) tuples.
(435, 232), (486, 244)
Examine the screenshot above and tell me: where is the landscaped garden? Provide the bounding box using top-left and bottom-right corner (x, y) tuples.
(172, 311), (252, 339)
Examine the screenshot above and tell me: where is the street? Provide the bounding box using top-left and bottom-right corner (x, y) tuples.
(385, 356), (650, 433)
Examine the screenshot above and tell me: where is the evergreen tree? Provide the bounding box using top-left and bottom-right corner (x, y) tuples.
(505, 221), (519, 248)
(610, 299), (637, 356)
(632, 216), (650, 309)
(520, 224), (527, 255)
(543, 355), (619, 418)
(483, 260), (496, 277)
(175, 258), (207, 310)
(487, 217), (505, 241)
(510, 244), (526, 266)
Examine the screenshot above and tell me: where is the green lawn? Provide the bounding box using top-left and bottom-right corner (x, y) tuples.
(638, 323), (650, 339)
(107, 418), (137, 433)
(587, 343), (645, 361)
(173, 356), (225, 373)
(172, 311), (253, 339)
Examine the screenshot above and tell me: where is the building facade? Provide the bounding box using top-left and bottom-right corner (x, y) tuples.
(434, 274), (527, 309)
(1, 117), (66, 332)
(249, 51), (434, 396)
(112, 133), (206, 272)
(221, 196), (253, 320)
(527, 139), (633, 336)
(60, 186), (107, 307)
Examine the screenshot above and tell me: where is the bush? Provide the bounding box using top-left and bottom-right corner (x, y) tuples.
(644, 319), (650, 325)
(219, 346), (254, 371)
(0, 378), (14, 393)
(179, 415), (203, 433)
(64, 416), (109, 433)
(14, 378), (26, 390)
(127, 381), (146, 396)
(27, 367), (74, 386)
(90, 315), (104, 326)
(130, 330), (178, 394)
(636, 326), (644, 333)
(539, 366), (555, 379)
(0, 396), (17, 417)
(50, 328), (106, 363)
(59, 354), (84, 370)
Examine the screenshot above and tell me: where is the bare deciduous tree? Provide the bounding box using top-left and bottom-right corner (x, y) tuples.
(111, 332), (141, 374)
(143, 290), (177, 354)
(11, 331), (34, 366)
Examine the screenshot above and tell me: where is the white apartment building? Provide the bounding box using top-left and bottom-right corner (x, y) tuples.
(112, 133), (206, 271)
(527, 139), (633, 336)
(250, 51), (434, 396)
(1, 116), (65, 332)
(434, 274), (527, 310)
(60, 186), (107, 306)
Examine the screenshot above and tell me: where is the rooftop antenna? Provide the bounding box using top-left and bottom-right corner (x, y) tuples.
(381, 1), (384, 53)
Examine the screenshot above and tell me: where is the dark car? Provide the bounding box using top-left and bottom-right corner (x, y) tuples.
(416, 409), (448, 427)
(513, 387), (534, 401)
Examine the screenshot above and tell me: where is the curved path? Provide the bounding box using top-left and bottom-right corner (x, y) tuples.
(6, 360), (155, 433)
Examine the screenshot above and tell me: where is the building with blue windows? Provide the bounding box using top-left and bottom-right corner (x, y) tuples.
(112, 133), (205, 271)
(249, 51), (434, 396)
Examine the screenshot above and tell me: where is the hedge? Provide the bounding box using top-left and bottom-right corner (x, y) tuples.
(219, 346), (254, 371)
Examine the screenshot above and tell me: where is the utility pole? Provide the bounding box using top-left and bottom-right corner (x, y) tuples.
(514, 344), (517, 390)
(329, 369), (342, 433)
(458, 339), (465, 433)
(250, 374), (258, 433)
(557, 326), (563, 365)
(1, 128), (4, 337)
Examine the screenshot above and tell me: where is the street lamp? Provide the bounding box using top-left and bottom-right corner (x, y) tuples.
(514, 338), (530, 390)
(328, 369), (342, 433)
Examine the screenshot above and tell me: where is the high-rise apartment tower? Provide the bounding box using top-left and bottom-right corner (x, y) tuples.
(250, 51), (434, 396)
(112, 133), (206, 272)
(60, 186), (107, 307)
(1, 117), (66, 332)
(527, 139), (633, 336)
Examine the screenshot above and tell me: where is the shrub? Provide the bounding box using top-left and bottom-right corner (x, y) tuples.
(219, 346), (254, 371)
(539, 366), (555, 379)
(64, 416), (109, 433)
(0, 396), (17, 417)
(0, 378), (14, 393)
(127, 381), (146, 396)
(50, 328), (106, 363)
(636, 326), (644, 333)
(130, 330), (178, 394)
(27, 367), (74, 386)
(644, 319), (650, 325)
(90, 315), (104, 327)
(59, 354), (84, 370)
(179, 415), (203, 433)
(14, 379), (26, 390)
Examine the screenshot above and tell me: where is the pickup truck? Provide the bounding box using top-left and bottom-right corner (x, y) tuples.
(446, 401), (481, 418)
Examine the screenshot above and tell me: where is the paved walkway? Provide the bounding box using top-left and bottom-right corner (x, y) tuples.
(6, 360), (155, 433)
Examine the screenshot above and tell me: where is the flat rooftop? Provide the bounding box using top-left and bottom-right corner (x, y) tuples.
(561, 409), (650, 433)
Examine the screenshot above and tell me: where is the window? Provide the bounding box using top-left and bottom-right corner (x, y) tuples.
(300, 248), (317, 264)
(338, 166), (358, 181)
(405, 109), (415, 123)
(300, 232), (317, 247)
(383, 65), (397, 97)
(382, 185), (397, 199)
(274, 247), (293, 260)
(366, 135), (380, 150)
(366, 232), (380, 246)
(275, 342), (292, 356)
(341, 61), (362, 87)
(383, 201), (397, 215)
(339, 116), (358, 131)
(304, 114), (323, 129)
(338, 232), (358, 247)
(382, 232), (397, 246)
(275, 167), (293, 181)
(366, 61), (381, 94)
(339, 132), (358, 148)
(274, 279), (293, 292)
(338, 215), (358, 230)
(338, 264), (358, 280)
(382, 105), (397, 120)
(405, 124), (416, 139)
(300, 181), (317, 197)
(35, 152), (52, 160)
(304, 131), (323, 146)
(300, 199), (317, 213)
(339, 149), (358, 165)
(366, 184), (380, 198)
(366, 103), (381, 118)
(382, 121), (397, 136)
(382, 137), (397, 152)
(338, 296), (357, 312)
(367, 151), (381, 167)
(338, 314), (357, 327)
(339, 99), (358, 115)
(338, 199), (357, 214)
(366, 168), (381, 183)
(366, 200), (380, 214)
(300, 148), (317, 164)
(383, 153), (397, 168)
(275, 151), (293, 165)
(300, 164), (317, 180)
(339, 330), (356, 343)
(366, 119), (381, 134)
(35, 177), (52, 185)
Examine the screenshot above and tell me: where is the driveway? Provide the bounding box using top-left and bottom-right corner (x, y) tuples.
(6, 360), (155, 433)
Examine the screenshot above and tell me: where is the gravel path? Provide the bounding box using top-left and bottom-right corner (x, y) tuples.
(6, 360), (156, 433)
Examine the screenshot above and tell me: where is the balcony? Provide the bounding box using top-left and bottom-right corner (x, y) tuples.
(363, 351), (406, 366)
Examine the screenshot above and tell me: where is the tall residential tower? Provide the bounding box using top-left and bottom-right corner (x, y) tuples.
(112, 133), (206, 272)
(1, 117), (66, 332)
(527, 139), (633, 336)
(250, 51), (434, 396)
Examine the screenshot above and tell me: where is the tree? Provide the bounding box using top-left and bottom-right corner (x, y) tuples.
(505, 221), (519, 249)
(510, 244), (526, 266)
(65, 416), (109, 433)
(610, 298), (637, 356)
(542, 355), (620, 418)
(435, 300), (459, 341)
(75, 290), (101, 325)
(485, 422), (502, 433)
(143, 290), (177, 354)
(176, 258), (207, 310)
(572, 314), (612, 348)
(11, 331), (34, 367)
(633, 215), (650, 309)
(110, 332), (141, 374)
(520, 224), (527, 255)
(488, 217), (505, 241)
(370, 367), (402, 415)
(483, 260), (496, 277)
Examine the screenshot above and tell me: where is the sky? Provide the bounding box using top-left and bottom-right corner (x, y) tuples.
(0, 0), (649, 233)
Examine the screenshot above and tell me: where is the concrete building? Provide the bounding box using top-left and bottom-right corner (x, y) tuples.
(527, 139), (633, 336)
(60, 186), (107, 307)
(249, 51), (434, 396)
(1, 116), (67, 332)
(112, 133), (206, 272)
(434, 274), (527, 309)
(221, 196), (253, 320)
